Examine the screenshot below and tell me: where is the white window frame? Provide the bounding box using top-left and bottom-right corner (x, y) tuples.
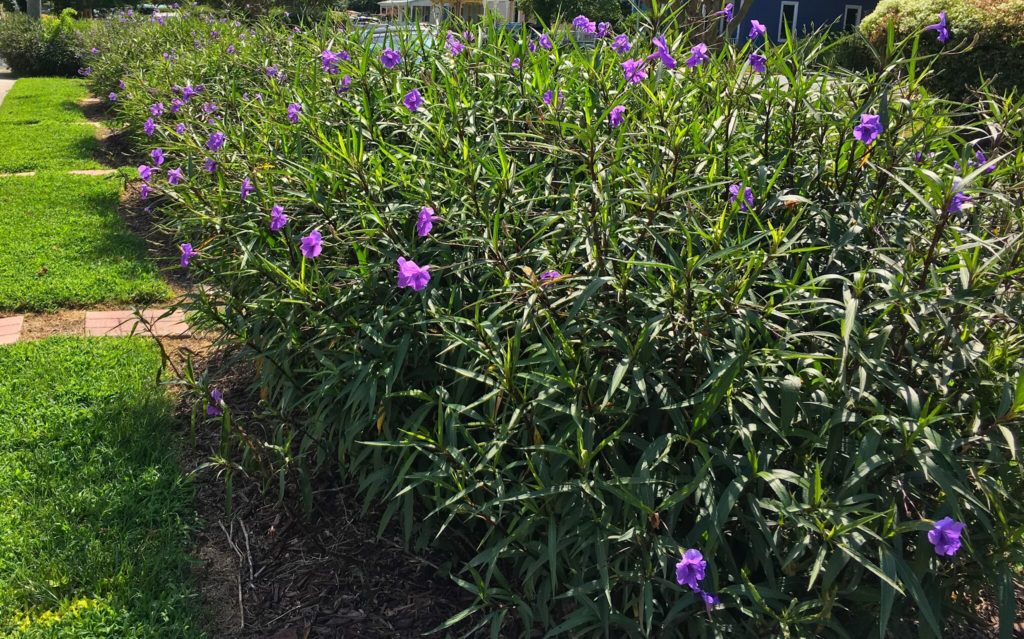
(778, 1), (799, 42)
(843, 4), (862, 30)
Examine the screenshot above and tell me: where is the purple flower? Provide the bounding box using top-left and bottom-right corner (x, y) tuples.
(853, 113), (884, 146)
(947, 191), (972, 214)
(287, 102), (302, 123)
(749, 53), (767, 73)
(181, 84), (199, 101)
(108, 92), (118, 102)
(649, 35), (677, 69)
(675, 549), (707, 590)
(204, 158), (217, 173)
(445, 31), (465, 55)
(91, 47), (100, 54)
(180, 242), (196, 267)
(270, 204), (288, 231)
(175, 123), (186, 134)
(415, 206), (440, 237)
(380, 48), (402, 69)
(686, 43), (710, 68)
(240, 177), (255, 201)
(716, 2), (734, 22)
(78, 67), (92, 77)
(397, 257), (431, 291)
(539, 33), (553, 50)
(140, 183), (151, 199)
(972, 149), (996, 173)
(143, 118), (156, 136)
(170, 98), (184, 113)
(539, 270), (561, 281)
(226, 44), (236, 54)
(749, 20), (767, 39)
(338, 75), (352, 93)
(528, 40), (537, 53)
(118, 79), (126, 90)
(928, 516), (965, 556)
(404, 89), (424, 112)
(207, 131), (225, 152)
(622, 58), (648, 84)
(202, 102), (217, 114)
(207, 388), (223, 416)
(150, 148), (165, 166)
(138, 164), (153, 181)
(913, 151), (925, 164)
(511, 57), (521, 69)
(729, 183), (755, 211)
(611, 34), (631, 54)
(167, 167), (184, 185)
(608, 105), (626, 128)
(150, 102), (165, 117)
(925, 12), (950, 43)
(542, 90), (564, 109)
(597, 22), (611, 38)
(572, 15), (596, 34)
(320, 51), (342, 74)
(696, 590), (720, 611)
(300, 230), (323, 258)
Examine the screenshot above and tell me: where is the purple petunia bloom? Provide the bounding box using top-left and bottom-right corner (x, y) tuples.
(287, 102), (302, 123)
(853, 113), (884, 146)
(445, 31), (465, 56)
(143, 118), (156, 136)
(597, 22), (611, 38)
(150, 148), (165, 166)
(203, 158), (217, 173)
(675, 549), (707, 590)
(300, 230), (323, 258)
(207, 388), (223, 416)
(416, 206), (440, 237)
(729, 184), (755, 211)
(925, 12), (950, 43)
(622, 58), (648, 84)
(539, 33), (553, 50)
(749, 53), (767, 73)
(207, 131), (225, 152)
(928, 516), (965, 556)
(686, 43), (710, 68)
(175, 123), (186, 134)
(108, 92), (118, 102)
(240, 177), (255, 201)
(947, 191), (972, 214)
(540, 270), (561, 281)
(511, 57), (521, 69)
(717, 2), (734, 22)
(608, 105), (626, 128)
(649, 35), (678, 69)
(180, 242), (196, 267)
(572, 15), (597, 34)
(612, 34), (631, 54)
(380, 48), (402, 69)
(270, 204), (288, 231)
(167, 167), (184, 185)
(750, 20), (767, 39)
(404, 89), (424, 112)
(397, 257), (431, 291)
(138, 164), (153, 181)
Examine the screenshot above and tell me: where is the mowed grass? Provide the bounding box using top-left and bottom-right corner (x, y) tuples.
(0, 78), (103, 172)
(0, 337), (204, 638)
(0, 173), (171, 311)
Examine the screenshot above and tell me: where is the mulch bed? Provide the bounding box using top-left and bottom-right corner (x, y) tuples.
(173, 343), (469, 639)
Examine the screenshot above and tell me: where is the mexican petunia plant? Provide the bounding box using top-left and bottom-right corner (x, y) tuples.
(85, 6), (1024, 637)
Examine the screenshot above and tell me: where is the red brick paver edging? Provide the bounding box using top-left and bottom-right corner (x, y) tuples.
(0, 315), (25, 345)
(85, 309), (189, 337)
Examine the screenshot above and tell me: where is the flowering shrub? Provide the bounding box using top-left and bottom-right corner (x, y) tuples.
(85, 8), (1024, 636)
(0, 8), (83, 76)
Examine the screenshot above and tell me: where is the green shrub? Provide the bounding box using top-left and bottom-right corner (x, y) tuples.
(0, 9), (84, 76)
(86, 10), (1024, 637)
(861, 0), (1024, 98)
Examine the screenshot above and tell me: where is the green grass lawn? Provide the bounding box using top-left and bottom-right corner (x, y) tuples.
(0, 173), (171, 311)
(0, 78), (103, 173)
(0, 337), (204, 638)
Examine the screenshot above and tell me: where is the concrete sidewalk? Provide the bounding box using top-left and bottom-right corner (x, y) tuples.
(0, 67), (14, 108)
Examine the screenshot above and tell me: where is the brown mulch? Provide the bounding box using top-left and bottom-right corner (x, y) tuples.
(170, 342), (470, 639)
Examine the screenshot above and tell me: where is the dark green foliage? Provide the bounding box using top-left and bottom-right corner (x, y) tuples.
(0, 9), (84, 77)
(518, 0), (622, 26)
(861, 0), (1024, 99)
(0, 337), (204, 638)
(87, 10), (1024, 637)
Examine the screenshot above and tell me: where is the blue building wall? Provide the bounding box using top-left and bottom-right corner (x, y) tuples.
(733, 0), (879, 42)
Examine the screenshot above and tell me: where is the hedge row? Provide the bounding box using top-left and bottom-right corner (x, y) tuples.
(85, 8), (1024, 637)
